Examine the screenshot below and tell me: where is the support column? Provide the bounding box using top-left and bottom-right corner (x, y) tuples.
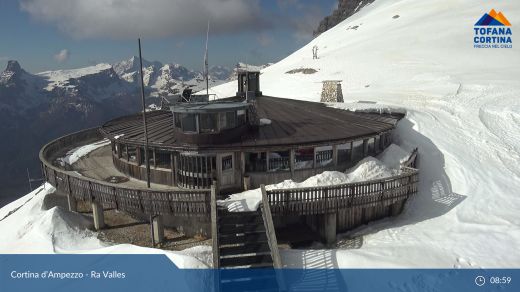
(136, 147), (142, 165)
(173, 153), (179, 185)
(289, 149), (295, 178)
(91, 201), (105, 230)
(266, 151), (270, 171)
(67, 194), (77, 212)
(363, 139), (368, 157)
(324, 212), (337, 245)
(152, 216), (165, 244)
(349, 141), (354, 162)
(152, 148), (157, 168)
(332, 145), (338, 166)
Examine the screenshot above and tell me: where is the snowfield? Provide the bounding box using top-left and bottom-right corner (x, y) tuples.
(210, 0), (520, 268)
(1, 0), (519, 269)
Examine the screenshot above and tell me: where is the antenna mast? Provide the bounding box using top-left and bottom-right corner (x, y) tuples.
(204, 20), (210, 98)
(138, 38), (151, 188)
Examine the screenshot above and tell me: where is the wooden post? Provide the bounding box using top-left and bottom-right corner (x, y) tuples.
(153, 148), (157, 168)
(349, 141), (354, 162)
(289, 149), (295, 178)
(210, 183), (219, 268)
(363, 139), (368, 157)
(136, 147), (142, 165)
(173, 153), (179, 186)
(66, 175), (77, 212)
(91, 201), (105, 230)
(332, 145), (338, 166)
(266, 151), (270, 171)
(312, 148), (317, 169)
(324, 212), (337, 245)
(170, 153), (175, 185)
(260, 185), (282, 268)
(152, 215), (164, 244)
(260, 185), (286, 290)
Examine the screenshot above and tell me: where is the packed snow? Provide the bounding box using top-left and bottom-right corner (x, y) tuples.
(0, 184), (210, 268)
(210, 0), (520, 268)
(57, 139), (110, 166)
(218, 146), (408, 212)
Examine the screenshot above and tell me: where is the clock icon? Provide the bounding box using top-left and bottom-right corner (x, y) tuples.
(475, 276), (486, 286)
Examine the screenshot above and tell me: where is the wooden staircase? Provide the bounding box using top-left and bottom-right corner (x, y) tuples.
(211, 185), (285, 291)
(217, 209), (274, 268)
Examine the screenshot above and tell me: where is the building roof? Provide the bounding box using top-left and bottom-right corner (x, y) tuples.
(100, 96), (403, 151)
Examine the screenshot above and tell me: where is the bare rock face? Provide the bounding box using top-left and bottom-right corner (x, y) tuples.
(313, 0), (375, 37)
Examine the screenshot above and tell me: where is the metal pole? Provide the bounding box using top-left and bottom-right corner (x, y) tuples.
(138, 38), (151, 188)
(205, 21), (210, 98)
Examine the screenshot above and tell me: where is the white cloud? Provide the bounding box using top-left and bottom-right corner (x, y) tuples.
(0, 56), (9, 61)
(53, 49), (69, 63)
(20, 0), (268, 39)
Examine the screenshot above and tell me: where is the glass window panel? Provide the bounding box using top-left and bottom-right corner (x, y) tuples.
(222, 155), (233, 171)
(295, 148), (314, 169)
(199, 113), (217, 133)
(181, 114), (197, 132)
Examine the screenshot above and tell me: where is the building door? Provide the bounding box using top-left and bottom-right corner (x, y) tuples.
(220, 153), (235, 188)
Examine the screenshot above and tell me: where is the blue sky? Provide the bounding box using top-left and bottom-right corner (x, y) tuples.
(0, 0), (337, 73)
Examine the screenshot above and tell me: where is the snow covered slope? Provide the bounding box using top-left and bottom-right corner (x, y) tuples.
(0, 184), (209, 268)
(212, 0), (520, 268)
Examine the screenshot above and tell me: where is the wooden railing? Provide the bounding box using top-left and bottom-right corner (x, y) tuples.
(40, 127), (419, 221)
(40, 128), (211, 217)
(266, 153), (419, 216)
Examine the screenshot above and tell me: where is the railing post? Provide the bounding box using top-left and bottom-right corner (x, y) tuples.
(260, 185), (282, 268)
(66, 175), (77, 212)
(210, 183), (219, 269)
(260, 185), (286, 291)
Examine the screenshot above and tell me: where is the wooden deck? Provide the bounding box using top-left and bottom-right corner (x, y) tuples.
(100, 96), (403, 150)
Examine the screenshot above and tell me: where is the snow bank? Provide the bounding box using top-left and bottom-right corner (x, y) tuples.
(57, 139), (110, 166)
(0, 184), (209, 268)
(218, 148), (408, 212)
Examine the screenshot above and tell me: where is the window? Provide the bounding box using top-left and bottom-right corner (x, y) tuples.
(368, 138), (375, 154)
(268, 151), (290, 171)
(155, 151), (171, 169)
(174, 113), (181, 128)
(127, 146), (137, 163)
(245, 152), (266, 172)
(121, 144), (128, 160)
(181, 114), (197, 132)
(295, 147), (314, 169)
(237, 109), (246, 125)
(374, 135), (381, 153)
(199, 113), (218, 133)
(222, 155), (233, 171)
(352, 140), (364, 162)
(315, 146), (333, 167)
(337, 143), (351, 164)
(219, 112), (236, 130)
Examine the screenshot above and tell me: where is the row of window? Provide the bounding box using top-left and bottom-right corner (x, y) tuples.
(113, 133), (391, 174)
(173, 110), (247, 133)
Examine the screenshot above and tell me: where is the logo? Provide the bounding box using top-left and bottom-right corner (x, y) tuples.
(474, 9), (512, 48)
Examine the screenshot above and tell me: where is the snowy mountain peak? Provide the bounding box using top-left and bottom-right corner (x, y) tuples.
(113, 56), (162, 76)
(5, 60), (22, 73)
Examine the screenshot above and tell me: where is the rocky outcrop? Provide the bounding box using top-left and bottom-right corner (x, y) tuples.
(313, 0), (375, 37)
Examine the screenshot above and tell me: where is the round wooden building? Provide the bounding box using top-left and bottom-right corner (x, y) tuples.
(39, 71), (418, 258)
(101, 94), (401, 194)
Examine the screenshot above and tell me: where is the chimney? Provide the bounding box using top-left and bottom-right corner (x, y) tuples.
(320, 80), (344, 103)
